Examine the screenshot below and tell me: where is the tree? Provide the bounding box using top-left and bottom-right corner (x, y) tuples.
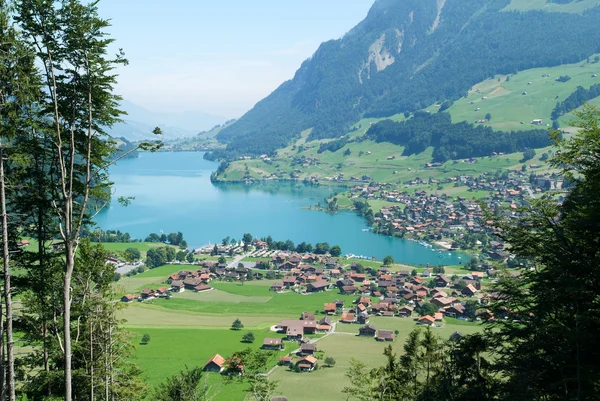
(242, 233), (253, 252)
(330, 244), (342, 257)
(186, 252), (195, 263)
(231, 319), (244, 331)
(415, 302), (437, 317)
(486, 106), (600, 400)
(141, 334), (151, 345)
(485, 112), (492, 121)
(222, 236), (230, 246)
(218, 255), (227, 265)
(153, 366), (206, 401)
(124, 247), (141, 262)
(324, 357), (336, 367)
(411, 269), (418, 276)
(382, 255), (394, 266)
(242, 332), (255, 343)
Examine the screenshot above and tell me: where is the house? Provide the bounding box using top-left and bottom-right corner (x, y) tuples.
(341, 285), (357, 295)
(204, 354), (226, 372)
(295, 356), (317, 372)
(194, 284), (212, 292)
(397, 306), (414, 318)
(449, 331), (464, 342)
(271, 282), (284, 292)
(317, 317), (332, 331)
(422, 269), (431, 278)
(282, 276), (297, 288)
(434, 275), (451, 288)
(307, 281), (330, 292)
(301, 312), (315, 321)
(333, 299), (345, 310)
(357, 297), (372, 306)
(340, 313), (356, 323)
(462, 284), (478, 297)
(376, 330), (395, 341)
(431, 297), (457, 308)
(278, 320), (317, 339)
(140, 289), (156, 300)
(262, 338), (284, 350)
(299, 343), (316, 356)
(418, 315), (435, 326)
(121, 294), (135, 303)
(445, 304), (466, 318)
(434, 313), (444, 322)
(324, 303), (337, 315)
(358, 324), (377, 337)
(170, 280), (184, 293)
(279, 356), (292, 366)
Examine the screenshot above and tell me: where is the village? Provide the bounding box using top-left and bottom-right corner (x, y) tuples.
(121, 245), (496, 376)
(347, 168), (565, 258)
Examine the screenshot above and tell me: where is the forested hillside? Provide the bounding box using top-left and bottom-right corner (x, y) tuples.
(214, 0), (600, 157)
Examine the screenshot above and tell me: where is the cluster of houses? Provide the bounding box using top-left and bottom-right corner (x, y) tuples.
(349, 170), (564, 258)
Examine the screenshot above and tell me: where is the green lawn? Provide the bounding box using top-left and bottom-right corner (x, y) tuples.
(271, 318), (483, 401)
(130, 327), (286, 400)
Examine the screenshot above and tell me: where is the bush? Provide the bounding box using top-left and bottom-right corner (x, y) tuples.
(141, 334), (151, 344)
(241, 332), (255, 343)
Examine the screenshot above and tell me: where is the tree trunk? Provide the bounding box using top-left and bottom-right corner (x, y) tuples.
(90, 317), (94, 401)
(64, 242), (74, 401)
(0, 144), (15, 401)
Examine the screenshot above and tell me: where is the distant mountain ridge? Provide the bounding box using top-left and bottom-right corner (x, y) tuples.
(215, 0), (600, 157)
(109, 100), (227, 141)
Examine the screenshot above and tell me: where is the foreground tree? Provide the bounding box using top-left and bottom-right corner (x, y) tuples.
(486, 105), (600, 400)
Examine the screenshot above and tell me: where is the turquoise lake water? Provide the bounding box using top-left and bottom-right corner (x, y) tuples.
(94, 152), (468, 266)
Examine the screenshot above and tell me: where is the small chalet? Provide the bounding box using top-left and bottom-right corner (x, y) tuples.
(376, 330), (395, 342)
(270, 282), (284, 292)
(434, 312), (444, 322)
(307, 280), (330, 292)
(397, 306), (414, 318)
(279, 320), (317, 339)
(358, 324), (377, 337)
(449, 331), (464, 342)
(462, 284), (479, 297)
(434, 275), (451, 288)
(279, 356), (292, 366)
(324, 303), (337, 315)
(262, 338), (284, 350)
(431, 297), (457, 308)
(140, 289), (156, 300)
(170, 280), (184, 293)
(204, 354), (225, 372)
(194, 284), (212, 292)
(317, 317), (332, 331)
(301, 312), (315, 321)
(445, 304), (466, 317)
(340, 313), (356, 323)
(341, 285), (357, 295)
(121, 294), (135, 303)
(333, 299), (345, 310)
(295, 356), (317, 372)
(418, 315), (435, 326)
(282, 276), (297, 288)
(422, 269), (431, 278)
(299, 343), (316, 356)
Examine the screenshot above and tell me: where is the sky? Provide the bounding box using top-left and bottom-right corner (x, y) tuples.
(101, 0), (375, 119)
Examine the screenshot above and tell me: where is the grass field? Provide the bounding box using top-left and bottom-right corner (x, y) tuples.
(503, 0), (600, 13)
(443, 55), (600, 132)
(270, 318), (483, 401)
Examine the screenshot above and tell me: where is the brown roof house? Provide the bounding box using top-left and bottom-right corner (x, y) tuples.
(204, 354), (226, 373)
(376, 330), (395, 341)
(262, 338), (284, 350)
(358, 324), (377, 337)
(299, 343), (317, 356)
(295, 356), (317, 372)
(279, 320), (316, 339)
(418, 315), (436, 326)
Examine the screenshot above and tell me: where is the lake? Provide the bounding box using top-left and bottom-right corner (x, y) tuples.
(95, 152), (467, 266)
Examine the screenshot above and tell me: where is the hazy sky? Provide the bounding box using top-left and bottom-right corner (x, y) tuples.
(102, 0), (375, 118)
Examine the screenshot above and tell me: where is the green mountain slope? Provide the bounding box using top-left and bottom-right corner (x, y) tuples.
(215, 0), (600, 158)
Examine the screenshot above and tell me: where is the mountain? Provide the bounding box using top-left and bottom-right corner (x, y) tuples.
(215, 0), (600, 157)
(109, 100), (227, 141)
